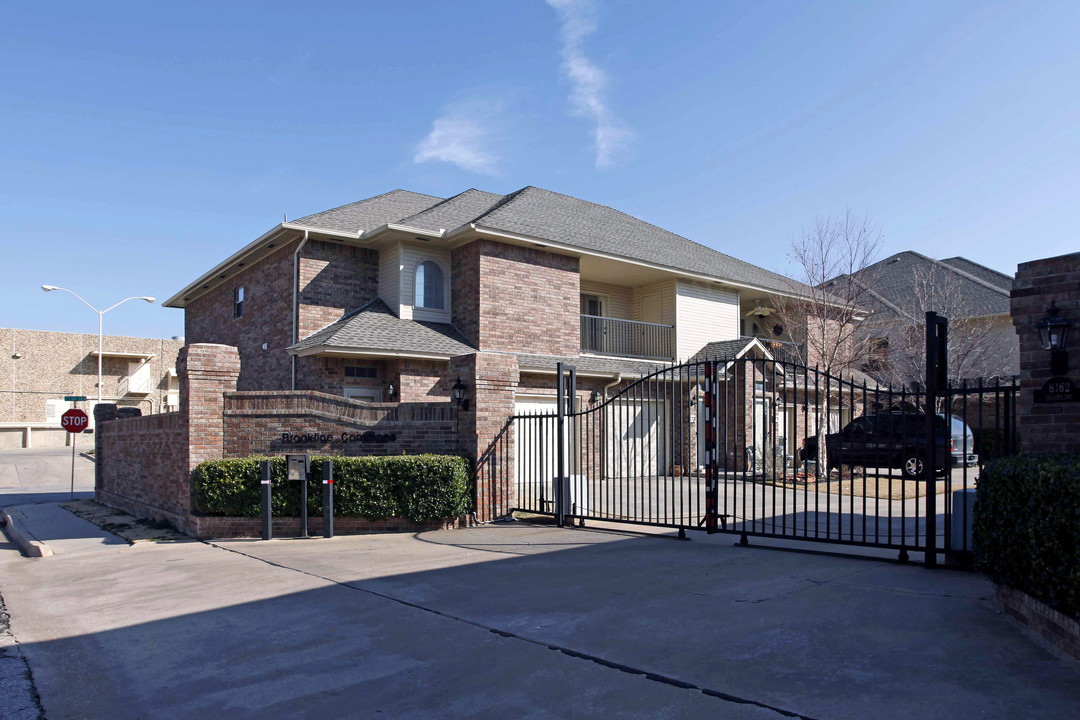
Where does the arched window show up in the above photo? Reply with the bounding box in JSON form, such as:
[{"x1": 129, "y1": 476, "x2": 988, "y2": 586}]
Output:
[{"x1": 414, "y1": 260, "x2": 445, "y2": 310}]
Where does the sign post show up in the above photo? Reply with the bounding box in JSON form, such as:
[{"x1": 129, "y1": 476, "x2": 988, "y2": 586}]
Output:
[
  {"x1": 61, "y1": 408, "x2": 89, "y2": 500},
  {"x1": 260, "y1": 460, "x2": 272, "y2": 540},
  {"x1": 322, "y1": 460, "x2": 334, "y2": 539}
]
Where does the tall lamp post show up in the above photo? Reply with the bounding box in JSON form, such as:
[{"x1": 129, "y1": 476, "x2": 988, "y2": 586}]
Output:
[{"x1": 41, "y1": 286, "x2": 155, "y2": 405}]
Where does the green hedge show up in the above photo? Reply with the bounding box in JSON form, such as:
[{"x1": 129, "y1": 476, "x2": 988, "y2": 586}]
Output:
[
  {"x1": 974, "y1": 453, "x2": 1080, "y2": 619},
  {"x1": 193, "y1": 455, "x2": 472, "y2": 523}
]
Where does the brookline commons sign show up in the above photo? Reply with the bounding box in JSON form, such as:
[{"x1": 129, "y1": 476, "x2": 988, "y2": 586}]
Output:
[{"x1": 279, "y1": 430, "x2": 399, "y2": 446}]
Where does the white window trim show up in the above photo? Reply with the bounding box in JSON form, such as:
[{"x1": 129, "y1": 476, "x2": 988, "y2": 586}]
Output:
[{"x1": 413, "y1": 259, "x2": 448, "y2": 311}]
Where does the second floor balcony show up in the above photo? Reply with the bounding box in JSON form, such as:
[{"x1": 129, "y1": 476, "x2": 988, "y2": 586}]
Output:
[{"x1": 581, "y1": 314, "x2": 674, "y2": 361}]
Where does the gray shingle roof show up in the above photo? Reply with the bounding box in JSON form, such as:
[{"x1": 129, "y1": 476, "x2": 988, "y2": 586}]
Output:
[
  {"x1": 289, "y1": 299, "x2": 475, "y2": 357},
  {"x1": 688, "y1": 338, "x2": 760, "y2": 363},
  {"x1": 517, "y1": 353, "x2": 670, "y2": 378},
  {"x1": 291, "y1": 189, "x2": 444, "y2": 234},
  {"x1": 939, "y1": 257, "x2": 1013, "y2": 292},
  {"x1": 396, "y1": 189, "x2": 505, "y2": 233},
  {"x1": 293, "y1": 185, "x2": 810, "y2": 296},
  {"x1": 833, "y1": 251, "x2": 1011, "y2": 321},
  {"x1": 472, "y1": 187, "x2": 809, "y2": 296}
]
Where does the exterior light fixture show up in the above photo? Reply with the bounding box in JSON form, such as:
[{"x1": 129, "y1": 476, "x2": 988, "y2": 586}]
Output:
[
  {"x1": 385, "y1": 382, "x2": 397, "y2": 400},
  {"x1": 589, "y1": 389, "x2": 600, "y2": 405},
  {"x1": 1036, "y1": 302, "x2": 1071, "y2": 375},
  {"x1": 451, "y1": 377, "x2": 469, "y2": 410}
]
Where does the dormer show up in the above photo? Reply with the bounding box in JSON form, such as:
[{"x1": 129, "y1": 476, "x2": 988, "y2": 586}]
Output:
[{"x1": 378, "y1": 239, "x2": 451, "y2": 323}]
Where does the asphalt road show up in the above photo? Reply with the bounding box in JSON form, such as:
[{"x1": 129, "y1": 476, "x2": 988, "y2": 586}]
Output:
[
  {"x1": 1, "y1": 519, "x2": 1078, "y2": 720},
  {"x1": 0, "y1": 447, "x2": 95, "y2": 508}
]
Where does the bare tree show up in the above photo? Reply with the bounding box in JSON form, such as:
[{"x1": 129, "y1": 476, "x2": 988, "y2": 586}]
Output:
[
  {"x1": 865, "y1": 262, "x2": 1014, "y2": 396},
  {"x1": 774, "y1": 210, "x2": 883, "y2": 476}
]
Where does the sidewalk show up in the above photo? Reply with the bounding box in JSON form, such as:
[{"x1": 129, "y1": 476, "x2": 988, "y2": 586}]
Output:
[{"x1": 2, "y1": 503, "x2": 127, "y2": 557}]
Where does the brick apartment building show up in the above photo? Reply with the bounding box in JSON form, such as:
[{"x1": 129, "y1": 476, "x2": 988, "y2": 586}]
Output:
[
  {"x1": 1, "y1": 328, "x2": 183, "y2": 448},
  {"x1": 168, "y1": 187, "x2": 817, "y2": 400},
  {"x1": 91, "y1": 186, "x2": 874, "y2": 529}
]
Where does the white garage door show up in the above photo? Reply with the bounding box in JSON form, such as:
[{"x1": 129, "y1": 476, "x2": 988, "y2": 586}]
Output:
[
  {"x1": 514, "y1": 396, "x2": 587, "y2": 514},
  {"x1": 606, "y1": 399, "x2": 666, "y2": 478}
]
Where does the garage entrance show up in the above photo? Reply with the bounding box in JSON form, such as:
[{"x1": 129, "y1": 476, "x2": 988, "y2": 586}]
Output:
[{"x1": 511, "y1": 316, "x2": 1019, "y2": 565}]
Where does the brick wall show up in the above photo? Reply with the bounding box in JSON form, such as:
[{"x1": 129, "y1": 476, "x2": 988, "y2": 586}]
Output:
[
  {"x1": 452, "y1": 352, "x2": 519, "y2": 521},
  {"x1": 397, "y1": 359, "x2": 453, "y2": 402},
  {"x1": 222, "y1": 391, "x2": 460, "y2": 457},
  {"x1": 185, "y1": 240, "x2": 296, "y2": 390},
  {"x1": 295, "y1": 356, "x2": 390, "y2": 397},
  {"x1": 453, "y1": 239, "x2": 580, "y2": 356},
  {"x1": 97, "y1": 343, "x2": 467, "y2": 537},
  {"x1": 297, "y1": 240, "x2": 380, "y2": 338},
  {"x1": 1011, "y1": 251, "x2": 1080, "y2": 454},
  {"x1": 95, "y1": 407, "x2": 190, "y2": 529}
]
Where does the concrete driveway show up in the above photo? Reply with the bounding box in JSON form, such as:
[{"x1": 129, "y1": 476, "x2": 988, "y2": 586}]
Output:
[
  {"x1": 1, "y1": 518, "x2": 1077, "y2": 720},
  {"x1": 0, "y1": 447, "x2": 95, "y2": 507}
]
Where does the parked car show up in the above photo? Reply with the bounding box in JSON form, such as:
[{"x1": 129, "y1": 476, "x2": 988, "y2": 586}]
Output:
[
  {"x1": 947, "y1": 416, "x2": 978, "y2": 468},
  {"x1": 799, "y1": 412, "x2": 955, "y2": 479}
]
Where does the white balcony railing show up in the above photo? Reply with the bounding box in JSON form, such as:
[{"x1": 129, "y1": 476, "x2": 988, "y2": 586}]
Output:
[{"x1": 580, "y1": 315, "x2": 673, "y2": 360}]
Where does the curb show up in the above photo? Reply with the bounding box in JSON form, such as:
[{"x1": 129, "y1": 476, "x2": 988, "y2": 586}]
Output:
[
  {"x1": 0, "y1": 510, "x2": 54, "y2": 558},
  {"x1": 79, "y1": 451, "x2": 96, "y2": 463}
]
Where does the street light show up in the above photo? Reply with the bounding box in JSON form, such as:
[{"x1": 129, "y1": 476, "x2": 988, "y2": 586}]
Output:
[{"x1": 41, "y1": 286, "x2": 156, "y2": 405}]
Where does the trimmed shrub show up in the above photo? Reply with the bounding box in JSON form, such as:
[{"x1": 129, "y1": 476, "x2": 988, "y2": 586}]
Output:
[
  {"x1": 193, "y1": 455, "x2": 472, "y2": 523},
  {"x1": 974, "y1": 453, "x2": 1080, "y2": 619}
]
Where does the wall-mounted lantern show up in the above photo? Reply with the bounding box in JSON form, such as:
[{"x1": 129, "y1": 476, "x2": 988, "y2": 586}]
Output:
[
  {"x1": 452, "y1": 377, "x2": 469, "y2": 410},
  {"x1": 1036, "y1": 302, "x2": 1071, "y2": 375},
  {"x1": 385, "y1": 382, "x2": 397, "y2": 400},
  {"x1": 589, "y1": 389, "x2": 600, "y2": 405}
]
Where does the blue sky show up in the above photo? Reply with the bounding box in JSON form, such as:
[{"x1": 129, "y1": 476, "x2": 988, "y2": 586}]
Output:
[{"x1": 3, "y1": 1, "x2": 1078, "y2": 338}]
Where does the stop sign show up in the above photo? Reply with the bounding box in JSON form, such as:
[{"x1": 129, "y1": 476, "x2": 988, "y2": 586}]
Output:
[{"x1": 61, "y1": 409, "x2": 89, "y2": 433}]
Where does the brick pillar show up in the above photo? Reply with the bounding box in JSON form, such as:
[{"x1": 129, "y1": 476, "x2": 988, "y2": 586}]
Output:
[
  {"x1": 451, "y1": 352, "x2": 519, "y2": 521},
  {"x1": 178, "y1": 344, "x2": 241, "y2": 470},
  {"x1": 92, "y1": 403, "x2": 118, "y2": 495},
  {"x1": 1011, "y1": 251, "x2": 1080, "y2": 454}
]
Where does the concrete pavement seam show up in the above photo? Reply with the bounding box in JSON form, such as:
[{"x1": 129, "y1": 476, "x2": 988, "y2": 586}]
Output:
[
  {"x1": 204, "y1": 540, "x2": 823, "y2": 720},
  {"x1": 0, "y1": 589, "x2": 45, "y2": 720}
]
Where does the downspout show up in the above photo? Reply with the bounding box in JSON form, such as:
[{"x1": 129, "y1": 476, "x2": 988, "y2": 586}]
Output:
[
  {"x1": 291, "y1": 230, "x2": 310, "y2": 390},
  {"x1": 602, "y1": 373, "x2": 623, "y2": 398}
]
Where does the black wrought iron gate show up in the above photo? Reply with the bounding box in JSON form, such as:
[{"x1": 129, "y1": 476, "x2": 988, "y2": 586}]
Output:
[{"x1": 511, "y1": 313, "x2": 1018, "y2": 565}]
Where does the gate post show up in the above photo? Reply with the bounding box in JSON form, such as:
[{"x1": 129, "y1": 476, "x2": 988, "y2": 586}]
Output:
[
  {"x1": 556, "y1": 362, "x2": 567, "y2": 527},
  {"x1": 704, "y1": 360, "x2": 719, "y2": 534},
  {"x1": 924, "y1": 312, "x2": 948, "y2": 568}
]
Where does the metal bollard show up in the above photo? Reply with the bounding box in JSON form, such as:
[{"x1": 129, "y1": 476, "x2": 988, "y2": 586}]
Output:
[
  {"x1": 260, "y1": 460, "x2": 272, "y2": 540},
  {"x1": 322, "y1": 460, "x2": 334, "y2": 538}
]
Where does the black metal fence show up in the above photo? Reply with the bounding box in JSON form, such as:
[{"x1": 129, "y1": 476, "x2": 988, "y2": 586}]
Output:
[{"x1": 512, "y1": 315, "x2": 1018, "y2": 564}]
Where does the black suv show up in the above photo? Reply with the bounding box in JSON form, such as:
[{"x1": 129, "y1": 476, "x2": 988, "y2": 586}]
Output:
[{"x1": 799, "y1": 412, "x2": 950, "y2": 479}]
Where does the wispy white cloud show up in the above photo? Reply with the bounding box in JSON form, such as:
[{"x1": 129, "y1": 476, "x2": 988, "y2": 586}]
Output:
[
  {"x1": 546, "y1": 0, "x2": 633, "y2": 169},
  {"x1": 413, "y1": 104, "x2": 500, "y2": 176}
]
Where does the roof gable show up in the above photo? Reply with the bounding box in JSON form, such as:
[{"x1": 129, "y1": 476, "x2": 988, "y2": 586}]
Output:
[
  {"x1": 471, "y1": 186, "x2": 809, "y2": 296},
  {"x1": 291, "y1": 189, "x2": 444, "y2": 234},
  {"x1": 289, "y1": 298, "x2": 475, "y2": 358}
]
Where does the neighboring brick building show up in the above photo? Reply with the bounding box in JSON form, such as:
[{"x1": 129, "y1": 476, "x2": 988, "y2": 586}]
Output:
[{"x1": 0, "y1": 328, "x2": 183, "y2": 449}]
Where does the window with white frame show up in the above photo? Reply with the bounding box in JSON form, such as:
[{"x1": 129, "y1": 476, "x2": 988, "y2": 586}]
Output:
[
  {"x1": 234, "y1": 286, "x2": 245, "y2": 318},
  {"x1": 414, "y1": 261, "x2": 445, "y2": 310}
]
